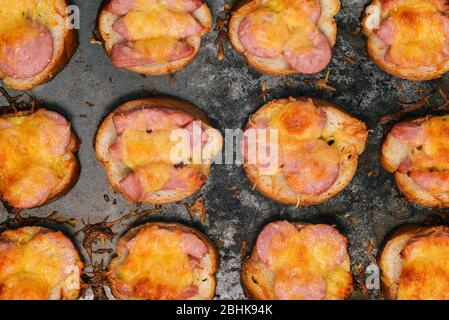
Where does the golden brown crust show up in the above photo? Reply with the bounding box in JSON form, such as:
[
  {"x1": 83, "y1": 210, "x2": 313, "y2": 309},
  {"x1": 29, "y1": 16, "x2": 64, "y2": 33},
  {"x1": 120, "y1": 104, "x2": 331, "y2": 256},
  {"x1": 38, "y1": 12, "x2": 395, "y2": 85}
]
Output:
[
  {"x1": 0, "y1": 0, "x2": 79, "y2": 90},
  {"x1": 378, "y1": 224, "x2": 449, "y2": 300},
  {"x1": 0, "y1": 110, "x2": 80, "y2": 210},
  {"x1": 228, "y1": 0, "x2": 341, "y2": 76},
  {"x1": 241, "y1": 221, "x2": 353, "y2": 300},
  {"x1": 98, "y1": 1, "x2": 212, "y2": 75},
  {"x1": 108, "y1": 222, "x2": 219, "y2": 300},
  {"x1": 95, "y1": 96, "x2": 221, "y2": 205},
  {"x1": 380, "y1": 115, "x2": 449, "y2": 208},
  {"x1": 361, "y1": 0, "x2": 449, "y2": 81},
  {"x1": 0, "y1": 226, "x2": 84, "y2": 300},
  {"x1": 244, "y1": 97, "x2": 367, "y2": 206}
]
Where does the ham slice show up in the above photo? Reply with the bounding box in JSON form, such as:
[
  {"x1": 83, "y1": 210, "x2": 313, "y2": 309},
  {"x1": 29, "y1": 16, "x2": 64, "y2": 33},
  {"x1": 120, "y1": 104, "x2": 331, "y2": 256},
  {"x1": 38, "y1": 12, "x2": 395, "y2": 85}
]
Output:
[
  {"x1": 410, "y1": 170, "x2": 449, "y2": 193},
  {"x1": 35, "y1": 109, "x2": 72, "y2": 157},
  {"x1": 238, "y1": 10, "x2": 287, "y2": 58},
  {"x1": 181, "y1": 233, "x2": 208, "y2": 259},
  {"x1": 376, "y1": 18, "x2": 394, "y2": 46},
  {"x1": 256, "y1": 221, "x2": 298, "y2": 267},
  {"x1": 119, "y1": 164, "x2": 206, "y2": 201},
  {"x1": 111, "y1": 40, "x2": 194, "y2": 68},
  {"x1": 106, "y1": 0, "x2": 203, "y2": 15},
  {"x1": 0, "y1": 21, "x2": 53, "y2": 79},
  {"x1": 112, "y1": 107, "x2": 194, "y2": 134},
  {"x1": 391, "y1": 122, "x2": 424, "y2": 145},
  {"x1": 284, "y1": 28, "x2": 332, "y2": 74}
]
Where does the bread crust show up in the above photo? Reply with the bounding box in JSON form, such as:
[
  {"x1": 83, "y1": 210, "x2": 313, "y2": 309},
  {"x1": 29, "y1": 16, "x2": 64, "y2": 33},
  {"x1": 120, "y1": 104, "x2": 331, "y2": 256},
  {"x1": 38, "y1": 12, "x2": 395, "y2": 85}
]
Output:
[
  {"x1": 362, "y1": 0, "x2": 449, "y2": 81},
  {"x1": 0, "y1": 0, "x2": 79, "y2": 90},
  {"x1": 98, "y1": 0, "x2": 212, "y2": 75},
  {"x1": 0, "y1": 110, "x2": 80, "y2": 210},
  {"x1": 378, "y1": 224, "x2": 449, "y2": 300},
  {"x1": 0, "y1": 226, "x2": 84, "y2": 300},
  {"x1": 380, "y1": 115, "x2": 449, "y2": 208},
  {"x1": 228, "y1": 0, "x2": 341, "y2": 76},
  {"x1": 95, "y1": 96, "x2": 222, "y2": 205},
  {"x1": 108, "y1": 221, "x2": 219, "y2": 300},
  {"x1": 241, "y1": 221, "x2": 353, "y2": 300},
  {"x1": 244, "y1": 97, "x2": 367, "y2": 206}
]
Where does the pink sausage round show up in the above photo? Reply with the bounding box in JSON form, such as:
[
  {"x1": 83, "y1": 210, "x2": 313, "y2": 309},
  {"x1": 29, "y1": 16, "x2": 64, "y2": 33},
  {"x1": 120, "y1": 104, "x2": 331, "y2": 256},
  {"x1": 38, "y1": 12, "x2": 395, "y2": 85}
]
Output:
[
  {"x1": 284, "y1": 29, "x2": 332, "y2": 74},
  {"x1": 0, "y1": 21, "x2": 53, "y2": 79}
]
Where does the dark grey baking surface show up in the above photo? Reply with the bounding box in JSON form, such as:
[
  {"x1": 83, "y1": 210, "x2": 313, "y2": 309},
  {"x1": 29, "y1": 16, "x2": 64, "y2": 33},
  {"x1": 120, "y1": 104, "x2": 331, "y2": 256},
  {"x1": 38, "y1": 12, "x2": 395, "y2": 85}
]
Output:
[{"x1": 0, "y1": 0, "x2": 448, "y2": 300}]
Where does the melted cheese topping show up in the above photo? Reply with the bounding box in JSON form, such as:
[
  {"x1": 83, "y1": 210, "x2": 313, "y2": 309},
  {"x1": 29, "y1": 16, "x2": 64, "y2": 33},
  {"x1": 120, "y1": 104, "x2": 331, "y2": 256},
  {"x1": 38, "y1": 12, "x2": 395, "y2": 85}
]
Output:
[
  {"x1": 0, "y1": 228, "x2": 81, "y2": 300},
  {"x1": 420, "y1": 117, "x2": 449, "y2": 170},
  {"x1": 0, "y1": 112, "x2": 70, "y2": 207},
  {"x1": 136, "y1": 163, "x2": 172, "y2": 193},
  {"x1": 113, "y1": 227, "x2": 196, "y2": 300},
  {"x1": 243, "y1": 0, "x2": 319, "y2": 55},
  {"x1": 398, "y1": 233, "x2": 449, "y2": 299},
  {"x1": 242, "y1": 7, "x2": 288, "y2": 55},
  {"x1": 117, "y1": 128, "x2": 183, "y2": 169},
  {"x1": 121, "y1": 4, "x2": 197, "y2": 40},
  {"x1": 266, "y1": 225, "x2": 351, "y2": 299},
  {"x1": 134, "y1": 37, "x2": 180, "y2": 63},
  {"x1": 0, "y1": 0, "x2": 58, "y2": 36},
  {"x1": 385, "y1": 0, "x2": 447, "y2": 67},
  {"x1": 132, "y1": 0, "x2": 195, "y2": 12},
  {"x1": 269, "y1": 100, "x2": 324, "y2": 142}
]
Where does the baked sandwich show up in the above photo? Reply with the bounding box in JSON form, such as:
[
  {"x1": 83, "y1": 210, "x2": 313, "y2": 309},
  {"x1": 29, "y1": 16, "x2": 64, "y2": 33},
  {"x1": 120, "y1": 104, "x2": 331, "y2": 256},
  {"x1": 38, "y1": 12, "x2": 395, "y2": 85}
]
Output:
[
  {"x1": 229, "y1": 0, "x2": 340, "y2": 75},
  {"x1": 95, "y1": 97, "x2": 223, "y2": 204},
  {"x1": 379, "y1": 224, "x2": 449, "y2": 299},
  {"x1": 241, "y1": 221, "x2": 353, "y2": 300},
  {"x1": 0, "y1": 108, "x2": 79, "y2": 209},
  {"x1": 362, "y1": 0, "x2": 449, "y2": 80},
  {"x1": 0, "y1": 226, "x2": 84, "y2": 300},
  {"x1": 98, "y1": 0, "x2": 212, "y2": 75},
  {"x1": 242, "y1": 97, "x2": 367, "y2": 206},
  {"x1": 381, "y1": 115, "x2": 449, "y2": 208},
  {"x1": 108, "y1": 222, "x2": 218, "y2": 300}
]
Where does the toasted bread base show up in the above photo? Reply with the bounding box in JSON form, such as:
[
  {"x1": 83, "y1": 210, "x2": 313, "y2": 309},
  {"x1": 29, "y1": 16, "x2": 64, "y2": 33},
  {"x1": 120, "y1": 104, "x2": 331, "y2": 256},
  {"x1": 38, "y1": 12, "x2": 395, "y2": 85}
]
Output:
[
  {"x1": 362, "y1": 0, "x2": 449, "y2": 81},
  {"x1": 0, "y1": 110, "x2": 80, "y2": 210},
  {"x1": 108, "y1": 222, "x2": 219, "y2": 300},
  {"x1": 95, "y1": 97, "x2": 221, "y2": 205},
  {"x1": 98, "y1": 1, "x2": 212, "y2": 75},
  {"x1": 378, "y1": 224, "x2": 449, "y2": 300},
  {"x1": 244, "y1": 97, "x2": 367, "y2": 206},
  {"x1": 0, "y1": 0, "x2": 78, "y2": 90},
  {"x1": 0, "y1": 226, "x2": 84, "y2": 300},
  {"x1": 241, "y1": 221, "x2": 353, "y2": 300},
  {"x1": 381, "y1": 116, "x2": 449, "y2": 208},
  {"x1": 228, "y1": 0, "x2": 340, "y2": 76}
]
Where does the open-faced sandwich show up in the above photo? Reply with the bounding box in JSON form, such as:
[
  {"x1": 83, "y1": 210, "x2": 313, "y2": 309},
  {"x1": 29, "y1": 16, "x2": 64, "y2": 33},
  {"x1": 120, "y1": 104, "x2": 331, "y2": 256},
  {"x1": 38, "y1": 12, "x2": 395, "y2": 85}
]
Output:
[
  {"x1": 0, "y1": 108, "x2": 79, "y2": 210},
  {"x1": 241, "y1": 221, "x2": 353, "y2": 300},
  {"x1": 98, "y1": 0, "x2": 212, "y2": 75},
  {"x1": 242, "y1": 97, "x2": 367, "y2": 206},
  {"x1": 0, "y1": 226, "x2": 84, "y2": 300},
  {"x1": 379, "y1": 224, "x2": 449, "y2": 299},
  {"x1": 381, "y1": 115, "x2": 449, "y2": 208},
  {"x1": 362, "y1": 0, "x2": 449, "y2": 80},
  {"x1": 0, "y1": 0, "x2": 78, "y2": 90},
  {"x1": 107, "y1": 222, "x2": 218, "y2": 300},
  {"x1": 228, "y1": 0, "x2": 340, "y2": 76},
  {"x1": 95, "y1": 97, "x2": 223, "y2": 204}
]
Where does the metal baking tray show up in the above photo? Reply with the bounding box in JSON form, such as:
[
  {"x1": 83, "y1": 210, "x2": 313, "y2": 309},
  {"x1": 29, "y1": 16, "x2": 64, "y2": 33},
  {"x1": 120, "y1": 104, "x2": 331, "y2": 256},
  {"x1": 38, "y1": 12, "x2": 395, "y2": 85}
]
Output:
[{"x1": 0, "y1": 0, "x2": 448, "y2": 300}]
